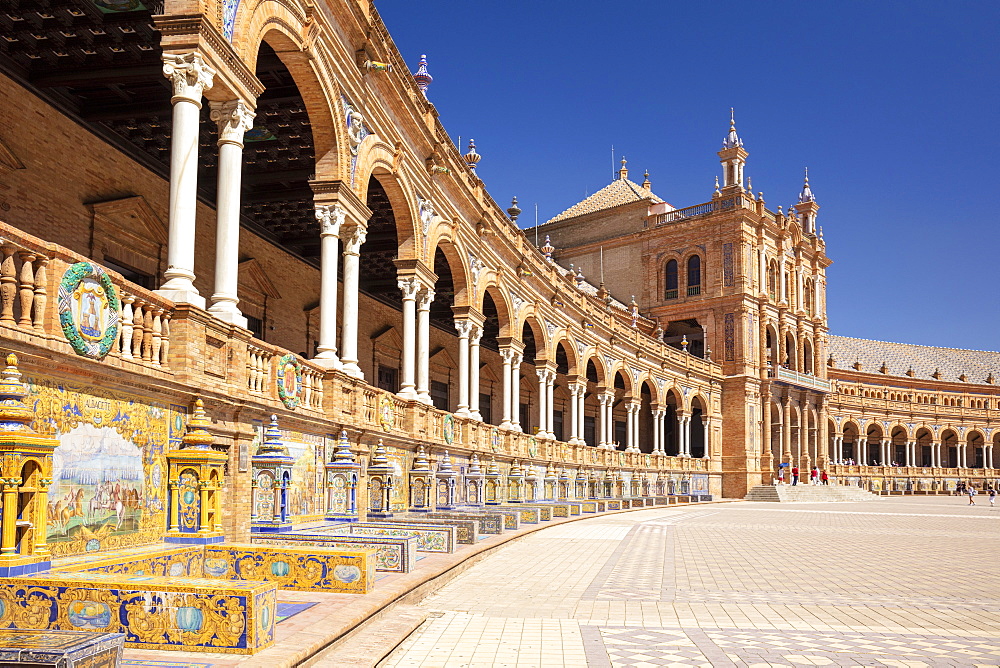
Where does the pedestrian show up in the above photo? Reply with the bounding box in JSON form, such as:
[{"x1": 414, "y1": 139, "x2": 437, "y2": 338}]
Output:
[
  {"x1": 821, "y1": 470, "x2": 829, "y2": 485},
  {"x1": 810, "y1": 467, "x2": 819, "y2": 485},
  {"x1": 792, "y1": 466, "x2": 799, "y2": 486},
  {"x1": 989, "y1": 487, "x2": 996, "y2": 507},
  {"x1": 967, "y1": 485, "x2": 977, "y2": 505},
  {"x1": 777, "y1": 467, "x2": 785, "y2": 485}
]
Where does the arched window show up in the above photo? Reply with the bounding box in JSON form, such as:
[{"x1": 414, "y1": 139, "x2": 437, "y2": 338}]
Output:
[
  {"x1": 687, "y1": 255, "x2": 701, "y2": 296},
  {"x1": 664, "y1": 260, "x2": 678, "y2": 299},
  {"x1": 767, "y1": 260, "x2": 777, "y2": 300}
]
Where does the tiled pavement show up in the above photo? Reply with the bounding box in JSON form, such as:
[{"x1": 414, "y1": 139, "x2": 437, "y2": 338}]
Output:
[{"x1": 379, "y1": 498, "x2": 1000, "y2": 667}]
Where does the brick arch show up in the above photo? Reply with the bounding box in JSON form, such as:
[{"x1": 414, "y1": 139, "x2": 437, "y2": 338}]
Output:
[{"x1": 361, "y1": 161, "x2": 418, "y2": 262}]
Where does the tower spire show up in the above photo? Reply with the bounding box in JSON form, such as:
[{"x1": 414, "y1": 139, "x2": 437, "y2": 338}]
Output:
[
  {"x1": 718, "y1": 108, "x2": 748, "y2": 193},
  {"x1": 794, "y1": 167, "x2": 820, "y2": 234}
]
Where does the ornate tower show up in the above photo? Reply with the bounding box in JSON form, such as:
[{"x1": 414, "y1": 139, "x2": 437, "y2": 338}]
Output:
[
  {"x1": 165, "y1": 398, "x2": 228, "y2": 544},
  {"x1": 324, "y1": 430, "x2": 360, "y2": 522},
  {"x1": 794, "y1": 169, "x2": 819, "y2": 235},
  {"x1": 250, "y1": 415, "x2": 294, "y2": 533},
  {"x1": 718, "y1": 109, "x2": 748, "y2": 193}
]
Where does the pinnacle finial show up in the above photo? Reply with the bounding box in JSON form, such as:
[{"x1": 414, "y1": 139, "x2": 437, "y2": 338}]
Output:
[
  {"x1": 541, "y1": 234, "x2": 554, "y2": 261},
  {"x1": 413, "y1": 54, "x2": 433, "y2": 97},
  {"x1": 722, "y1": 108, "x2": 743, "y2": 149},
  {"x1": 0, "y1": 351, "x2": 33, "y2": 433},
  {"x1": 618, "y1": 156, "x2": 628, "y2": 180},
  {"x1": 798, "y1": 167, "x2": 816, "y2": 203},
  {"x1": 182, "y1": 397, "x2": 215, "y2": 449},
  {"x1": 642, "y1": 170, "x2": 651, "y2": 189},
  {"x1": 507, "y1": 196, "x2": 521, "y2": 222},
  {"x1": 714, "y1": 175, "x2": 721, "y2": 196},
  {"x1": 464, "y1": 138, "x2": 481, "y2": 171}
]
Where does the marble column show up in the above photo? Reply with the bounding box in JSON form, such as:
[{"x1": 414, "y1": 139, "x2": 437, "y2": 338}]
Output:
[
  {"x1": 499, "y1": 348, "x2": 515, "y2": 429},
  {"x1": 546, "y1": 370, "x2": 556, "y2": 439},
  {"x1": 455, "y1": 320, "x2": 473, "y2": 417},
  {"x1": 510, "y1": 353, "x2": 523, "y2": 432},
  {"x1": 469, "y1": 326, "x2": 483, "y2": 421},
  {"x1": 207, "y1": 100, "x2": 254, "y2": 327},
  {"x1": 313, "y1": 204, "x2": 344, "y2": 368},
  {"x1": 396, "y1": 277, "x2": 421, "y2": 401},
  {"x1": 682, "y1": 415, "x2": 692, "y2": 457},
  {"x1": 339, "y1": 225, "x2": 366, "y2": 379},
  {"x1": 535, "y1": 368, "x2": 549, "y2": 438},
  {"x1": 702, "y1": 417, "x2": 711, "y2": 458},
  {"x1": 655, "y1": 409, "x2": 666, "y2": 454},
  {"x1": 625, "y1": 402, "x2": 638, "y2": 452},
  {"x1": 158, "y1": 53, "x2": 215, "y2": 308},
  {"x1": 415, "y1": 287, "x2": 434, "y2": 404},
  {"x1": 567, "y1": 382, "x2": 581, "y2": 445},
  {"x1": 577, "y1": 385, "x2": 586, "y2": 446},
  {"x1": 781, "y1": 398, "x2": 792, "y2": 463},
  {"x1": 597, "y1": 393, "x2": 611, "y2": 448}
]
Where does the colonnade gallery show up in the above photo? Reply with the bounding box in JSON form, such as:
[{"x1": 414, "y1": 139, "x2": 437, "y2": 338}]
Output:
[{"x1": 0, "y1": 0, "x2": 996, "y2": 603}]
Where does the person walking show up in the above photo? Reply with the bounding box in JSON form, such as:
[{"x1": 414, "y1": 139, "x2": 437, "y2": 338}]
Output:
[
  {"x1": 967, "y1": 485, "x2": 977, "y2": 505},
  {"x1": 821, "y1": 470, "x2": 829, "y2": 485},
  {"x1": 792, "y1": 466, "x2": 799, "y2": 486},
  {"x1": 810, "y1": 467, "x2": 819, "y2": 485},
  {"x1": 988, "y1": 487, "x2": 996, "y2": 507}
]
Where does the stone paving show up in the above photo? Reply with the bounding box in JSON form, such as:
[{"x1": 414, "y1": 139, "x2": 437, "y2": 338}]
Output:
[{"x1": 378, "y1": 497, "x2": 1000, "y2": 667}]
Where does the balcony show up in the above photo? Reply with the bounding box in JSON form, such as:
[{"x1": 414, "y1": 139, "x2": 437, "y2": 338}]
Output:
[{"x1": 769, "y1": 366, "x2": 832, "y2": 393}]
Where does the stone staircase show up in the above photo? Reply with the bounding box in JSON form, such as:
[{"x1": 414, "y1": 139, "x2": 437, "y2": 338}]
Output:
[{"x1": 744, "y1": 484, "x2": 882, "y2": 503}]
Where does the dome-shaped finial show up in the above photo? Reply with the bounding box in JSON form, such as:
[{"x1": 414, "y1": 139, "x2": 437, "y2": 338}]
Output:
[
  {"x1": 507, "y1": 196, "x2": 521, "y2": 222},
  {"x1": 333, "y1": 429, "x2": 356, "y2": 464},
  {"x1": 642, "y1": 170, "x2": 651, "y2": 190},
  {"x1": 370, "y1": 438, "x2": 390, "y2": 467},
  {"x1": 722, "y1": 108, "x2": 743, "y2": 149},
  {"x1": 464, "y1": 138, "x2": 481, "y2": 171},
  {"x1": 575, "y1": 267, "x2": 585, "y2": 288},
  {"x1": 618, "y1": 156, "x2": 628, "y2": 180},
  {"x1": 798, "y1": 167, "x2": 815, "y2": 203},
  {"x1": 413, "y1": 54, "x2": 433, "y2": 97},
  {"x1": 412, "y1": 444, "x2": 431, "y2": 471},
  {"x1": 714, "y1": 175, "x2": 721, "y2": 196},
  {"x1": 541, "y1": 234, "x2": 554, "y2": 261},
  {"x1": 258, "y1": 414, "x2": 289, "y2": 456}
]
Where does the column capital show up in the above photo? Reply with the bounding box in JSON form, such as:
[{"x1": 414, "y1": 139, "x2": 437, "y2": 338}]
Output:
[
  {"x1": 163, "y1": 52, "x2": 215, "y2": 106},
  {"x1": 470, "y1": 325, "x2": 483, "y2": 345},
  {"x1": 500, "y1": 347, "x2": 518, "y2": 364},
  {"x1": 310, "y1": 179, "x2": 373, "y2": 223},
  {"x1": 316, "y1": 204, "x2": 347, "y2": 238},
  {"x1": 341, "y1": 225, "x2": 367, "y2": 254},
  {"x1": 210, "y1": 99, "x2": 255, "y2": 147},
  {"x1": 497, "y1": 337, "x2": 524, "y2": 355},
  {"x1": 455, "y1": 319, "x2": 475, "y2": 338},
  {"x1": 398, "y1": 276, "x2": 422, "y2": 300},
  {"x1": 417, "y1": 287, "x2": 435, "y2": 309}
]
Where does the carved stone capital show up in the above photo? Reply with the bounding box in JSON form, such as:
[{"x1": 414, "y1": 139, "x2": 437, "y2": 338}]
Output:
[
  {"x1": 341, "y1": 225, "x2": 367, "y2": 254},
  {"x1": 316, "y1": 204, "x2": 347, "y2": 238},
  {"x1": 210, "y1": 100, "x2": 255, "y2": 146},
  {"x1": 398, "y1": 276, "x2": 422, "y2": 301},
  {"x1": 454, "y1": 319, "x2": 474, "y2": 339},
  {"x1": 162, "y1": 52, "x2": 216, "y2": 106},
  {"x1": 417, "y1": 288, "x2": 435, "y2": 310}
]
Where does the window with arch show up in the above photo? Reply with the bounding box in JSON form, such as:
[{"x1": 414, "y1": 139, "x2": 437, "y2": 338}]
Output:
[
  {"x1": 687, "y1": 255, "x2": 702, "y2": 296},
  {"x1": 664, "y1": 259, "x2": 678, "y2": 300}
]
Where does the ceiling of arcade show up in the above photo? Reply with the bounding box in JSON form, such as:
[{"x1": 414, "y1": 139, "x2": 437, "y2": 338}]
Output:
[{"x1": 0, "y1": 0, "x2": 319, "y2": 261}]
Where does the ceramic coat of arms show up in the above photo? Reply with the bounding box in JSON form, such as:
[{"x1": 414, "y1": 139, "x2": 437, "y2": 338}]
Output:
[
  {"x1": 58, "y1": 262, "x2": 120, "y2": 359},
  {"x1": 379, "y1": 396, "x2": 396, "y2": 431},
  {"x1": 276, "y1": 354, "x2": 302, "y2": 409},
  {"x1": 442, "y1": 413, "x2": 454, "y2": 445}
]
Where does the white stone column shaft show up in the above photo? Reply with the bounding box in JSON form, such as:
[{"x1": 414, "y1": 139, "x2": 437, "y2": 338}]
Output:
[
  {"x1": 313, "y1": 205, "x2": 343, "y2": 367},
  {"x1": 397, "y1": 277, "x2": 421, "y2": 400},
  {"x1": 535, "y1": 369, "x2": 548, "y2": 438},
  {"x1": 511, "y1": 353, "x2": 523, "y2": 432},
  {"x1": 416, "y1": 288, "x2": 434, "y2": 404},
  {"x1": 455, "y1": 320, "x2": 473, "y2": 417},
  {"x1": 499, "y1": 349, "x2": 514, "y2": 429},
  {"x1": 159, "y1": 53, "x2": 215, "y2": 307},
  {"x1": 546, "y1": 371, "x2": 556, "y2": 438},
  {"x1": 469, "y1": 326, "x2": 483, "y2": 421},
  {"x1": 567, "y1": 383, "x2": 581, "y2": 444},
  {"x1": 340, "y1": 226, "x2": 366, "y2": 379},
  {"x1": 208, "y1": 100, "x2": 254, "y2": 327}
]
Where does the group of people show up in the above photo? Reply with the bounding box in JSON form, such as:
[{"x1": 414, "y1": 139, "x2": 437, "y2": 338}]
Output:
[
  {"x1": 776, "y1": 466, "x2": 828, "y2": 485},
  {"x1": 956, "y1": 481, "x2": 997, "y2": 506}
]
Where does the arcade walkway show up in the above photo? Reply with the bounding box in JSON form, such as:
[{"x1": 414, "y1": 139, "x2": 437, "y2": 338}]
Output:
[{"x1": 378, "y1": 498, "x2": 1000, "y2": 667}]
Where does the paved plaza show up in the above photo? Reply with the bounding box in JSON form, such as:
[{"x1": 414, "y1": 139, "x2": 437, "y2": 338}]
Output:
[{"x1": 378, "y1": 498, "x2": 1000, "y2": 668}]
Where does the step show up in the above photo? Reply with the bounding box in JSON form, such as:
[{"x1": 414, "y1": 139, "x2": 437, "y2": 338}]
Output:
[{"x1": 744, "y1": 484, "x2": 882, "y2": 502}]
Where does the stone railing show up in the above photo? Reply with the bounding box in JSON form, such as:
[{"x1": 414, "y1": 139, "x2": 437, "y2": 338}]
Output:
[
  {"x1": 0, "y1": 221, "x2": 174, "y2": 372},
  {"x1": 239, "y1": 337, "x2": 325, "y2": 411},
  {"x1": 769, "y1": 366, "x2": 832, "y2": 392}
]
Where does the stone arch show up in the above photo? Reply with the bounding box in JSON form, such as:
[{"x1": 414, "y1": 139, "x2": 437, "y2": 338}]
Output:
[
  {"x1": 238, "y1": 21, "x2": 342, "y2": 179},
  {"x1": 638, "y1": 374, "x2": 661, "y2": 405},
  {"x1": 582, "y1": 353, "x2": 608, "y2": 387},
  {"x1": 552, "y1": 337, "x2": 578, "y2": 376},
  {"x1": 428, "y1": 236, "x2": 471, "y2": 308},
  {"x1": 357, "y1": 146, "x2": 418, "y2": 259},
  {"x1": 687, "y1": 390, "x2": 710, "y2": 416},
  {"x1": 480, "y1": 284, "x2": 514, "y2": 340},
  {"x1": 518, "y1": 313, "x2": 549, "y2": 363},
  {"x1": 609, "y1": 363, "x2": 635, "y2": 398}
]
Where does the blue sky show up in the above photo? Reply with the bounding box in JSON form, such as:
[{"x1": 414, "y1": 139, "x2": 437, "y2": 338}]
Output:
[{"x1": 375, "y1": 1, "x2": 1000, "y2": 352}]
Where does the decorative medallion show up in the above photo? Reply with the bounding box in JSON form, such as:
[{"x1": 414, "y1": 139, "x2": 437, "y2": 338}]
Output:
[
  {"x1": 491, "y1": 428, "x2": 501, "y2": 453},
  {"x1": 58, "y1": 262, "x2": 120, "y2": 360},
  {"x1": 617, "y1": 451, "x2": 625, "y2": 466},
  {"x1": 528, "y1": 436, "x2": 538, "y2": 459},
  {"x1": 275, "y1": 354, "x2": 303, "y2": 409},
  {"x1": 644, "y1": 454, "x2": 652, "y2": 467},
  {"x1": 442, "y1": 413, "x2": 455, "y2": 445},
  {"x1": 379, "y1": 396, "x2": 396, "y2": 431},
  {"x1": 591, "y1": 449, "x2": 598, "y2": 463}
]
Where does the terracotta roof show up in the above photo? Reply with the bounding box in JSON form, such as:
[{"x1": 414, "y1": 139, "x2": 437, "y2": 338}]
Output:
[
  {"x1": 827, "y1": 335, "x2": 1000, "y2": 384},
  {"x1": 547, "y1": 178, "x2": 666, "y2": 224}
]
